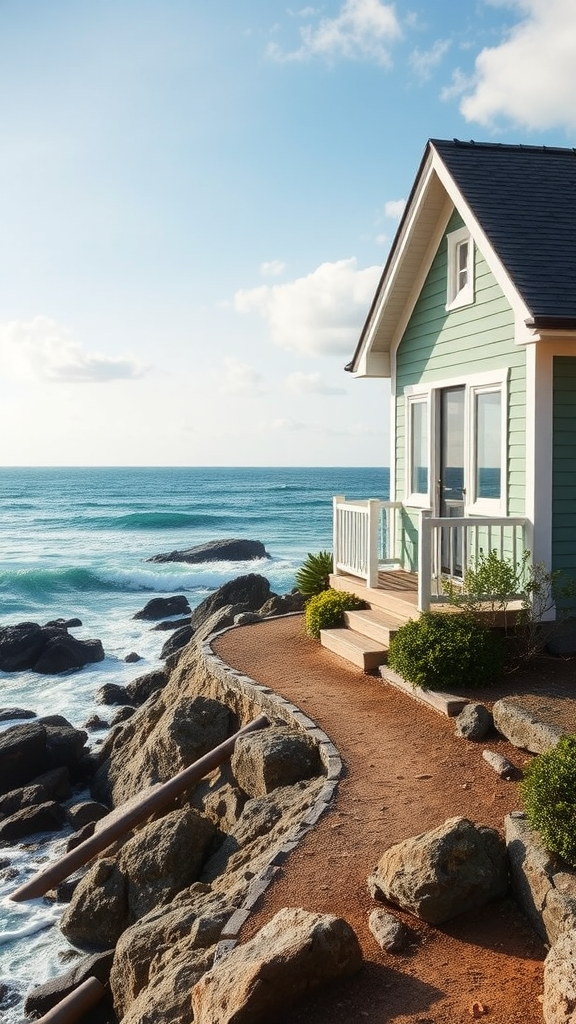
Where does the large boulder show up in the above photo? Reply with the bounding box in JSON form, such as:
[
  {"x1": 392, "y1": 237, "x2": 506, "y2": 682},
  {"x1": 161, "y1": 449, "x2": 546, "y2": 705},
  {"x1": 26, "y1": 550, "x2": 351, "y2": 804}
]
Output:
[
  {"x1": 506, "y1": 811, "x2": 576, "y2": 944},
  {"x1": 231, "y1": 726, "x2": 323, "y2": 798},
  {"x1": 60, "y1": 858, "x2": 128, "y2": 949},
  {"x1": 0, "y1": 622, "x2": 45, "y2": 671},
  {"x1": 543, "y1": 930, "x2": 576, "y2": 1024},
  {"x1": 41, "y1": 717, "x2": 88, "y2": 768},
  {"x1": 0, "y1": 722, "x2": 48, "y2": 794},
  {"x1": 0, "y1": 621, "x2": 104, "y2": 674},
  {"x1": 191, "y1": 907, "x2": 362, "y2": 1024},
  {"x1": 148, "y1": 539, "x2": 271, "y2": 565},
  {"x1": 492, "y1": 698, "x2": 565, "y2": 753},
  {"x1": 368, "y1": 816, "x2": 508, "y2": 925},
  {"x1": 160, "y1": 624, "x2": 194, "y2": 659},
  {"x1": 125, "y1": 669, "x2": 168, "y2": 705},
  {"x1": 0, "y1": 801, "x2": 65, "y2": 842},
  {"x1": 191, "y1": 575, "x2": 271, "y2": 631},
  {"x1": 24, "y1": 950, "x2": 114, "y2": 1018},
  {"x1": 133, "y1": 596, "x2": 191, "y2": 621}
]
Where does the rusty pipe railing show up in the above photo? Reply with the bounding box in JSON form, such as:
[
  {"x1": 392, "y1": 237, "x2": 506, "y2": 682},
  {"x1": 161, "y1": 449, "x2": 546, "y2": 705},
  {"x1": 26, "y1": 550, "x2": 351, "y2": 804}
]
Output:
[
  {"x1": 29, "y1": 978, "x2": 107, "y2": 1024},
  {"x1": 10, "y1": 713, "x2": 269, "y2": 902}
]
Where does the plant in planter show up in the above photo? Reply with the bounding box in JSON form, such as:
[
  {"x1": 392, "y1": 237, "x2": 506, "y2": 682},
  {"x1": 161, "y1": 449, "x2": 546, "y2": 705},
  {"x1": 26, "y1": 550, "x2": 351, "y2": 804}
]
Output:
[
  {"x1": 304, "y1": 588, "x2": 366, "y2": 640},
  {"x1": 387, "y1": 611, "x2": 505, "y2": 690},
  {"x1": 521, "y1": 735, "x2": 576, "y2": 867},
  {"x1": 295, "y1": 551, "x2": 333, "y2": 596}
]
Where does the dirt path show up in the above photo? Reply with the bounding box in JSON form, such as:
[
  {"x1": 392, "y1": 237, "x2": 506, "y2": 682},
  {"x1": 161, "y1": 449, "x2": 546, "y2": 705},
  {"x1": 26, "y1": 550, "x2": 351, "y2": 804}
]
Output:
[{"x1": 213, "y1": 615, "x2": 547, "y2": 1024}]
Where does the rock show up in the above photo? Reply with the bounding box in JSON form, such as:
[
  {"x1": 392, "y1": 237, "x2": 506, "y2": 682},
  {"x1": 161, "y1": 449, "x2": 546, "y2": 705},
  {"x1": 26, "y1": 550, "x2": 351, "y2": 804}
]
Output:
[
  {"x1": 0, "y1": 783, "x2": 49, "y2": 817},
  {"x1": 44, "y1": 617, "x2": 83, "y2": 629},
  {"x1": 259, "y1": 591, "x2": 306, "y2": 616},
  {"x1": 148, "y1": 539, "x2": 271, "y2": 565},
  {"x1": 191, "y1": 575, "x2": 272, "y2": 631},
  {"x1": 234, "y1": 612, "x2": 263, "y2": 626},
  {"x1": 455, "y1": 703, "x2": 493, "y2": 740},
  {"x1": 368, "y1": 909, "x2": 408, "y2": 952},
  {"x1": 60, "y1": 858, "x2": 128, "y2": 949},
  {"x1": 191, "y1": 907, "x2": 362, "y2": 1024},
  {"x1": 191, "y1": 605, "x2": 245, "y2": 646},
  {"x1": 111, "y1": 706, "x2": 136, "y2": 726},
  {"x1": 96, "y1": 682, "x2": 132, "y2": 706},
  {"x1": 110, "y1": 884, "x2": 234, "y2": 1019},
  {"x1": 33, "y1": 631, "x2": 105, "y2": 674},
  {"x1": 0, "y1": 722, "x2": 48, "y2": 794},
  {"x1": 482, "y1": 749, "x2": 518, "y2": 779},
  {"x1": 151, "y1": 616, "x2": 192, "y2": 631},
  {"x1": 124, "y1": 652, "x2": 142, "y2": 663},
  {"x1": 505, "y1": 811, "x2": 576, "y2": 945},
  {"x1": 0, "y1": 622, "x2": 45, "y2": 671},
  {"x1": 24, "y1": 950, "x2": 114, "y2": 1017},
  {"x1": 543, "y1": 929, "x2": 576, "y2": 1024},
  {"x1": 125, "y1": 669, "x2": 168, "y2": 705},
  {"x1": 42, "y1": 720, "x2": 88, "y2": 769},
  {"x1": 231, "y1": 726, "x2": 323, "y2": 798},
  {"x1": 0, "y1": 801, "x2": 65, "y2": 842},
  {"x1": 85, "y1": 714, "x2": 109, "y2": 731},
  {"x1": 133, "y1": 596, "x2": 191, "y2": 621},
  {"x1": 33, "y1": 766, "x2": 72, "y2": 801},
  {"x1": 160, "y1": 624, "x2": 194, "y2": 659},
  {"x1": 492, "y1": 698, "x2": 565, "y2": 753},
  {"x1": 368, "y1": 816, "x2": 508, "y2": 925},
  {"x1": 66, "y1": 822, "x2": 96, "y2": 852},
  {"x1": 66, "y1": 800, "x2": 109, "y2": 829},
  {"x1": 0, "y1": 707, "x2": 36, "y2": 722}
]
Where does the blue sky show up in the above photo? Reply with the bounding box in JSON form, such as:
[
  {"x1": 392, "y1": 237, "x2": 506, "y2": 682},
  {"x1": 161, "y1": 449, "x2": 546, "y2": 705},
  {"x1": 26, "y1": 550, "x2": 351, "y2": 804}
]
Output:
[{"x1": 1, "y1": 0, "x2": 575, "y2": 466}]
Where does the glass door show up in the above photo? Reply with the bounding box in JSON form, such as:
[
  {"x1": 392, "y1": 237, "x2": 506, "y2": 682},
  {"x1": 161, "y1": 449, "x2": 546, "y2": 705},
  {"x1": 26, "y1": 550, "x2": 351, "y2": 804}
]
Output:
[{"x1": 439, "y1": 386, "x2": 465, "y2": 574}]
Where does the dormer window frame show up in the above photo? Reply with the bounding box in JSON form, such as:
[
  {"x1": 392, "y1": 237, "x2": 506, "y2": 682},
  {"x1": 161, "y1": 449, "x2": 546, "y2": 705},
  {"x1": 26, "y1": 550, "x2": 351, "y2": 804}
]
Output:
[{"x1": 446, "y1": 226, "x2": 475, "y2": 310}]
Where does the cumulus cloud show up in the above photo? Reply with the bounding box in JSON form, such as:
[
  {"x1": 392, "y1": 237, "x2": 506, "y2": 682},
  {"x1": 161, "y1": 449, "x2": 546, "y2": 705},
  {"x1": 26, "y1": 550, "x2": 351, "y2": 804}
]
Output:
[
  {"x1": 234, "y1": 258, "x2": 381, "y2": 357},
  {"x1": 409, "y1": 38, "x2": 451, "y2": 81},
  {"x1": 0, "y1": 316, "x2": 147, "y2": 383},
  {"x1": 384, "y1": 198, "x2": 406, "y2": 220},
  {"x1": 286, "y1": 371, "x2": 346, "y2": 395},
  {"x1": 260, "y1": 259, "x2": 286, "y2": 277},
  {"x1": 218, "y1": 357, "x2": 263, "y2": 396},
  {"x1": 267, "y1": 0, "x2": 402, "y2": 65},
  {"x1": 450, "y1": 0, "x2": 576, "y2": 131}
]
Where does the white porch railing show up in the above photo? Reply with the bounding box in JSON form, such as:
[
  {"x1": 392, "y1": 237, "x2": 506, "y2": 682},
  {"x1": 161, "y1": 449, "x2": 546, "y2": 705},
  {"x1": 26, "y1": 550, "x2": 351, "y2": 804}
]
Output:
[
  {"x1": 332, "y1": 495, "x2": 403, "y2": 588},
  {"x1": 332, "y1": 496, "x2": 530, "y2": 611}
]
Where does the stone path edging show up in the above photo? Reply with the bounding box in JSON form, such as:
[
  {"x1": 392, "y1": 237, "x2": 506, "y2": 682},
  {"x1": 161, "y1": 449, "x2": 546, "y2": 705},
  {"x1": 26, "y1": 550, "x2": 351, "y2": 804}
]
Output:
[{"x1": 200, "y1": 619, "x2": 343, "y2": 964}]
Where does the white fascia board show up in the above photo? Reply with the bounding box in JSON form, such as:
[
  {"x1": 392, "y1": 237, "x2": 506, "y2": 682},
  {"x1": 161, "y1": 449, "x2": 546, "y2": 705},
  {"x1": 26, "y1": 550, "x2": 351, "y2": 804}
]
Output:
[
  {"x1": 430, "y1": 148, "x2": 532, "y2": 342},
  {"x1": 351, "y1": 349, "x2": 391, "y2": 378}
]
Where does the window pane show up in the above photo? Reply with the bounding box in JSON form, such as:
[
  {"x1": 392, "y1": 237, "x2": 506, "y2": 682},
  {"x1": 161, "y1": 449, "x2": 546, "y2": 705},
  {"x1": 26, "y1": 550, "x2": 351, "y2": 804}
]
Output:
[
  {"x1": 411, "y1": 401, "x2": 428, "y2": 494},
  {"x1": 476, "y1": 391, "x2": 501, "y2": 499},
  {"x1": 456, "y1": 240, "x2": 468, "y2": 292}
]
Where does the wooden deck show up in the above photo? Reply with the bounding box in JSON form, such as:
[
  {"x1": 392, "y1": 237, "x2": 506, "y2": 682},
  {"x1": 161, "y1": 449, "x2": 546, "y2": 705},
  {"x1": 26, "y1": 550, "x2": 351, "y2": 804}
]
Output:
[{"x1": 329, "y1": 569, "x2": 419, "y2": 621}]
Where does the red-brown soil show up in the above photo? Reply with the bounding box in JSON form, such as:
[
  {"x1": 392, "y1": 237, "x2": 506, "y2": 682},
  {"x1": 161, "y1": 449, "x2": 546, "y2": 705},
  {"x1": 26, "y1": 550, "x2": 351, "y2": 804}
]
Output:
[{"x1": 213, "y1": 614, "x2": 576, "y2": 1024}]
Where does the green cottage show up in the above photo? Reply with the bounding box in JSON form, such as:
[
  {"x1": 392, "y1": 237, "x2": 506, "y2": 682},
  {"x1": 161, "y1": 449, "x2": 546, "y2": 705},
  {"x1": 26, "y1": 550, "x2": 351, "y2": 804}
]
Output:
[{"x1": 326, "y1": 139, "x2": 576, "y2": 670}]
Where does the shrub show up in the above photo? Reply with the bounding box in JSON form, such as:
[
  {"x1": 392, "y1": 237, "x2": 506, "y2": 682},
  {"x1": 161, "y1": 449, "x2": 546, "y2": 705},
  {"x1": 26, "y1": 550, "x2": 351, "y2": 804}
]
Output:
[
  {"x1": 304, "y1": 588, "x2": 366, "y2": 640},
  {"x1": 295, "y1": 551, "x2": 333, "y2": 596},
  {"x1": 520, "y1": 735, "x2": 576, "y2": 867},
  {"x1": 387, "y1": 611, "x2": 505, "y2": 690}
]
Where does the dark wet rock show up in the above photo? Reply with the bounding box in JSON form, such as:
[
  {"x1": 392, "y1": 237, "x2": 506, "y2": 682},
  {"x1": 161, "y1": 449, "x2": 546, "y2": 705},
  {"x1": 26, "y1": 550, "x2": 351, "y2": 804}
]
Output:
[
  {"x1": 85, "y1": 715, "x2": 110, "y2": 731},
  {"x1": 0, "y1": 722, "x2": 48, "y2": 794},
  {"x1": 148, "y1": 538, "x2": 271, "y2": 565},
  {"x1": 160, "y1": 624, "x2": 194, "y2": 659},
  {"x1": 96, "y1": 683, "x2": 132, "y2": 706},
  {"x1": 0, "y1": 800, "x2": 65, "y2": 841},
  {"x1": 124, "y1": 652, "x2": 142, "y2": 663},
  {"x1": 191, "y1": 575, "x2": 272, "y2": 631},
  {"x1": 44, "y1": 617, "x2": 83, "y2": 629},
  {"x1": 66, "y1": 800, "x2": 109, "y2": 829},
  {"x1": 110, "y1": 706, "x2": 136, "y2": 726},
  {"x1": 125, "y1": 669, "x2": 168, "y2": 705},
  {"x1": 0, "y1": 707, "x2": 36, "y2": 722},
  {"x1": 42, "y1": 720, "x2": 88, "y2": 769},
  {"x1": 33, "y1": 631, "x2": 105, "y2": 674},
  {"x1": 133, "y1": 596, "x2": 191, "y2": 621},
  {"x1": 150, "y1": 616, "x2": 191, "y2": 631},
  {"x1": 66, "y1": 822, "x2": 96, "y2": 851},
  {"x1": 0, "y1": 783, "x2": 49, "y2": 817},
  {"x1": 0, "y1": 622, "x2": 46, "y2": 671},
  {"x1": 33, "y1": 766, "x2": 72, "y2": 801},
  {"x1": 24, "y1": 950, "x2": 114, "y2": 1018}
]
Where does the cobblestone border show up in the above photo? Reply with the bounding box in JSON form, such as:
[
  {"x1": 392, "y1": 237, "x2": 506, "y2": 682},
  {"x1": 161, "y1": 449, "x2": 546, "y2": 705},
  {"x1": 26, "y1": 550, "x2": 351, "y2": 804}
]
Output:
[{"x1": 198, "y1": 617, "x2": 343, "y2": 963}]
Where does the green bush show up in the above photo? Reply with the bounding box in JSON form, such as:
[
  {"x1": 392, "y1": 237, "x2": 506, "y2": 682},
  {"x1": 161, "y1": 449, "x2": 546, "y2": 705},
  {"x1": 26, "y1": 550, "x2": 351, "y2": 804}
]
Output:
[
  {"x1": 304, "y1": 588, "x2": 366, "y2": 639},
  {"x1": 295, "y1": 551, "x2": 333, "y2": 596},
  {"x1": 387, "y1": 611, "x2": 505, "y2": 690},
  {"x1": 521, "y1": 735, "x2": 576, "y2": 867}
]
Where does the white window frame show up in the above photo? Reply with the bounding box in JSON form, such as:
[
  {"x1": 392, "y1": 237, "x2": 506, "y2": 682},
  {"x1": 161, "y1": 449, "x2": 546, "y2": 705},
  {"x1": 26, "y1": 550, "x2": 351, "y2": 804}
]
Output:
[
  {"x1": 404, "y1": 369, "x2": 508, "y2": 516},
  {"x1": 405, "y1": 388, "x2": 432, "y2": 508},
  {"x1": 446, "y1": 226, "x2": 475, "y2": 310}
]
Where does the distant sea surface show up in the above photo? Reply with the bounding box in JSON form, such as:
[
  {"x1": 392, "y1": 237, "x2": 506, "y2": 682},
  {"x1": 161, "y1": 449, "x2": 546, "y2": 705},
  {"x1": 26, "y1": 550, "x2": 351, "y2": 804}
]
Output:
[{"x1": 0, "y1": 465, "x2": 388, "y2": 1019}]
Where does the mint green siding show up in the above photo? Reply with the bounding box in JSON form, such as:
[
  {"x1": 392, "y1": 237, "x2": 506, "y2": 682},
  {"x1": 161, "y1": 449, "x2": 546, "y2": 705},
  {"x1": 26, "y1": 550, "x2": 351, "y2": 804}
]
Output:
[{"x1": 553, "y1": 356, "x2": 576, "y2": 597}]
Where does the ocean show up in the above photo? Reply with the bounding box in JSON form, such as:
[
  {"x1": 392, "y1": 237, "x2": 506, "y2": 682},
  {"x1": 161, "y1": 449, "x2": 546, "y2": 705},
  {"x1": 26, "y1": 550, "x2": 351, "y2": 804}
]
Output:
[{"x1": 0, "y1": 465, "x2": 388, "y2": 1019}]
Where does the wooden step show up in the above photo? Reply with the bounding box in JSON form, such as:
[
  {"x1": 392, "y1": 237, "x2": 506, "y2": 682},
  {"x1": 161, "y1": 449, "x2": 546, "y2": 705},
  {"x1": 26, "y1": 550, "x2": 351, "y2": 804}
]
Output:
[
  {"x1": 379, "y1": 665, "x2": 469, "y2": 717},
  {"x1": 320, "y1": 628, "x2": 387, "y2": 672},
  {"x1": 343, "y1": 607, "x2": 399, "y2": 646}
]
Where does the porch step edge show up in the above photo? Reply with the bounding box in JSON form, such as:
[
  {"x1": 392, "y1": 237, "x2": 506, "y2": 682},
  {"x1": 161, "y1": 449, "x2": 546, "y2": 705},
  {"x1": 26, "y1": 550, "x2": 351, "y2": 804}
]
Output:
[
  {"x1": 379, "y1": 665, "x2": 469, "y2": 718},
  {"x1": 343, "y1": 608, "x2": 399, "y2": 646},
  {"x1": 320, "y1": 628, "x2": 388, "y2": 672}
]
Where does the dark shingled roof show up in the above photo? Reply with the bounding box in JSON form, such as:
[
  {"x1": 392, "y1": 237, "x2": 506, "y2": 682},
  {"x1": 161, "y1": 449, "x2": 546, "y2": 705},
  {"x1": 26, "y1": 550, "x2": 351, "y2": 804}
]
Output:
[{"x1": 431, "y1": 139, "x2": 576, "y2": 323}]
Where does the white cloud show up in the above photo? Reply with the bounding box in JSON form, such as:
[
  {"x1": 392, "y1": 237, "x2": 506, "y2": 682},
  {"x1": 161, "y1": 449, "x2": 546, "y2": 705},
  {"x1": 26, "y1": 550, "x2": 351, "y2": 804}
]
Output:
[
  {"x1": 409, "y1": 39, "x2": 451, "y2": 81},
  {"x1": 234, "y1": 258, "x2": 381, "y2": 356},
  {"x1": 218, "y1": 357, "x2": 263, "y2": 396},
  {"x1": 286, "y1": 371, "x2": 346, "y2": 395},
  {"x1": 0, "y1": 316, "x2": 147, "y2": 383},
  {"x1": 384, "y1": 198, "x2": 406, "y2": 220},
  {"x1": 268, "y1": 0, "x2": 402, "y2": 65},
  {"x1": 260, "y1": 259, "x2": 286, "y2": 277},
  {"x1": 267, "y1": 417, "x2": 307, "y2": 431},
  {"x1": 454, "y1": 0, "x2": 576, "y2": 131}
]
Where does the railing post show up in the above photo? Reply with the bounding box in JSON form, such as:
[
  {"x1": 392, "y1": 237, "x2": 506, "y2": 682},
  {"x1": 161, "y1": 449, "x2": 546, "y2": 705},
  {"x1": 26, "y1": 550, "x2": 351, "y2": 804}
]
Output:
[
  {"x1": 418, "y1": 510, "x2": 432, "y2": 611},
  {"x1": 332, "y1": 495, "x2": 344, "y2": 577},
  {"x1": 366, "y1": 499, "x2": 380, "y2": 588}
]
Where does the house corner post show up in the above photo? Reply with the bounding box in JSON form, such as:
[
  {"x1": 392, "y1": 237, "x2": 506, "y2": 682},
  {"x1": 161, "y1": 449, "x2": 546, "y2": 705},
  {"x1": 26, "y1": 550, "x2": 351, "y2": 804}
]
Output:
[
  {"x1": 332, "y1": 495, "x2": 344, "y2": 579},
  {"x1": 418, "y1": 510, "x2": 432, "y2": 611},
  {"x1": 367, "y1": 499, "x2": 380, "y2": 588}
]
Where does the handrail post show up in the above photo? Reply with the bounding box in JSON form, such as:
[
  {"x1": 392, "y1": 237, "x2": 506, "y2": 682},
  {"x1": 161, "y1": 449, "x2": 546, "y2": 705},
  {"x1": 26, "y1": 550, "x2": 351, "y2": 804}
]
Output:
[
  {"x1": 418, "y1": 510, "x2": 432, "y2": 611},
  {"x1": 366, "y1": 499, "x2": 380, "y2": 588},
  {"x1": 332, "y1": 495, "x2": 344, "y2": 577}
]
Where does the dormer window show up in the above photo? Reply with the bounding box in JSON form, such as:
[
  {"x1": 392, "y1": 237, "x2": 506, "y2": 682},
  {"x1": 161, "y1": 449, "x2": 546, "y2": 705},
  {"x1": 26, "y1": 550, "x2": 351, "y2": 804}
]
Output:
[{"x1": 446, "y1": 226, "x2": 474, "y2": 309}]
